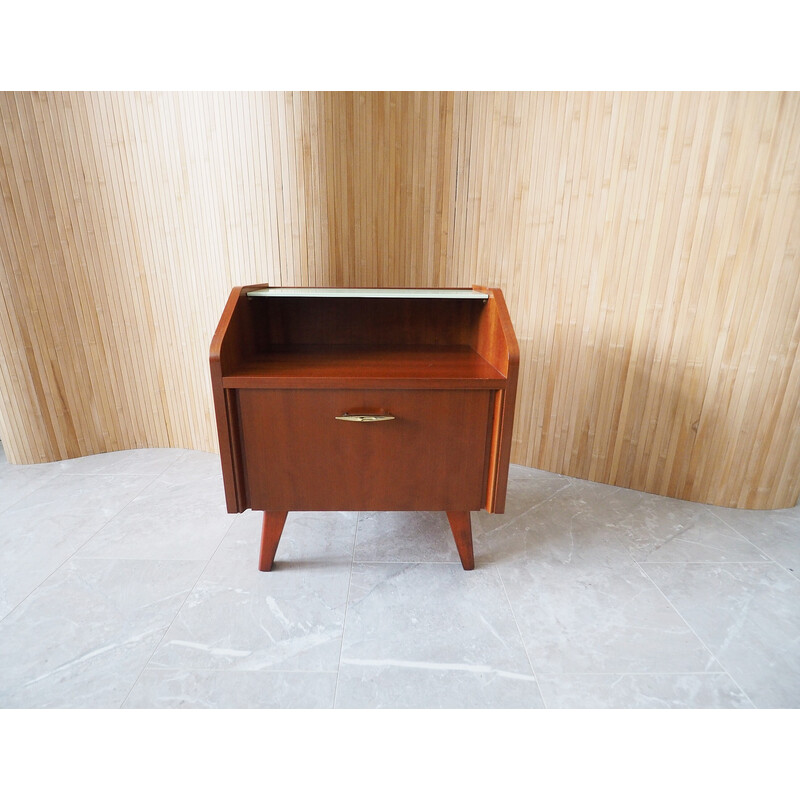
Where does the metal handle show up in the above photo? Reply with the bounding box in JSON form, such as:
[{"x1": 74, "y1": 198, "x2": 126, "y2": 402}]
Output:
[{"x1": 335, "y1": 413, "x2": 395, "y2": 423}]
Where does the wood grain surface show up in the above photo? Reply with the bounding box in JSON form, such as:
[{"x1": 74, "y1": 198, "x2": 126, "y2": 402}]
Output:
[
  {"x1": 237, "y1": 387, "x2": 493, "y2": 511},
  {"x1": 1, "y1": 92, "x2": 798, "y2": 508}
]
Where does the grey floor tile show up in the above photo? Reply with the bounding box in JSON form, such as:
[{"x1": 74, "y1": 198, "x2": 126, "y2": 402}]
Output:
[
  {"x1": 0, "y1": 471, "x2": 154, "y2": 524},
  {"x1": 273, "y1": 511, "x2": 358, "y2": 568},
  {"x1": 56, "y1": 447, "x2": 186, "y2": 476},
  {"x1": 476, "y1": 481, "x2": 637, "y2": 568},
  {"x1": 0, "y1": 473, "x2": 155, "y2": 619},
  {"x1": 0, "y1": 468, "x2": 153, "y2": 524},
  {"x1": 1, "y1": 440, "x2": 797, "y2": 709},
  {"x1": 612, "y1": 493, "x2": 771, "y2": 564},
  {"x1": 0, "y1": 558, "x2": 205, "y2": 708},
  {"x1": 500, "y1": 559, "x2": 720, "y2": 675},
  {"x1": 474, "y1": 465, "x2": 572, "y2": 536},
  {"x1": 354, "y1": 511, "x2": 459, "y2": 563},
  {"x1": 341, "y1": 562, "x2": 534, "y2": 679},
  {"x1": 335, "y1": 662, "x2": 544, "y2": 708},
  {"x1": 209, "y1": 510, "x2": 358, "y2": 572},
  {"x1": 0, "y1": 460, "x2": 64, "y2": 513},
  {"x1": 74, "y1": 460, "x2": 234, "y2": 561},
  {"x1": 123, "y1": 668, "x2": 337, "y2": 708},
  {"x1": 642, "y1": 562, "x2": 800, "y2": 708},
  {"x1": 150, "y1": 560, "x2": 351, "y2": 673},
  {"x1": 537, "y1": 672, "x2": 754, "y2": 709},
  {"x1": 165, "y1": 450, "x2": 227, "y2": 482},
  {"x1": 710, "y1": 505, "x2": 800, "y2": 576}
]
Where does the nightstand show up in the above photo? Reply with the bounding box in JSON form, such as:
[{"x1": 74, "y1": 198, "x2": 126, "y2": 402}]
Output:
[{"x1": 210, "y1": 286, "x2": 518, "y2": 570}]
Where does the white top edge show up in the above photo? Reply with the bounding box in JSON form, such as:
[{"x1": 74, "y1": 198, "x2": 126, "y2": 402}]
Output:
[{"x1": 246, "y1": 287, "x2": 489, "y2": 300}]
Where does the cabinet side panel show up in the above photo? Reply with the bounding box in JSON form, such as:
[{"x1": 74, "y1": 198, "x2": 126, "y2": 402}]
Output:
[
  {"x1": 225, "y1": 389, "x2": 248, "y2": 510},
  {"x1": 491, "y1": 289, "x2": 519, "y2": 512},
  {"x1": 209, "y1": 375, "x2": 241, "y2": 512},
  {"x1": 210, "y1": 288, "x2": 249, "y2": 512},
  {"x1": 473, "y1": 288, "x2": 519, "y2": 513}
]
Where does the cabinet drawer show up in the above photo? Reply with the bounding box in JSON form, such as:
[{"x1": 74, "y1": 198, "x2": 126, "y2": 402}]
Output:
[{"x1": 237, "y1": 388, "x2": 494, "y2": 511}]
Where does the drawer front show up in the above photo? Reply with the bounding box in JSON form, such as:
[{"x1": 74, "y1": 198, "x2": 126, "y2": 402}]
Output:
[{"x1": 237, "y1": 388, "x2": 493, "y2": 511}]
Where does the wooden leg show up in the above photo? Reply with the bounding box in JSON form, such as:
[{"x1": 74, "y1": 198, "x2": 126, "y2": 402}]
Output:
[
  {"x1": 259, "y1": 511, "x2": 288, "y2": 571},
  {"x1": 446, "y1": 511, "x2": 475, "y2": 570}
]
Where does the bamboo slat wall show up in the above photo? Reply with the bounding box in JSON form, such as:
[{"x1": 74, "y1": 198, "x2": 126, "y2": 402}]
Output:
[{"x1": 1, "y1": 92, "x2": 798, "y2": 508}]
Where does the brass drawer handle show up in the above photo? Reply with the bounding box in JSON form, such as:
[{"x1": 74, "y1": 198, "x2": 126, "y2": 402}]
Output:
[{"x1": 335, "y1": 413, "x2": 396, "y2": 423}]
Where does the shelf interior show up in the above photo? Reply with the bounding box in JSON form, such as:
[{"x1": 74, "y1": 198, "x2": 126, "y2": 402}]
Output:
[{"x1": 222, "y1": 345, "x2": 505, "y2": 387}]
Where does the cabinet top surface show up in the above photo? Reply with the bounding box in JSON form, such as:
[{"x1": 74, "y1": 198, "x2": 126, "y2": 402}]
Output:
[{"x1": 245, "y1": 287, "x2": 489, "y2": 300}]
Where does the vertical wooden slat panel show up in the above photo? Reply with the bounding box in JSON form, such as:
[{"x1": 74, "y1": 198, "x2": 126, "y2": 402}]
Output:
[{"x1": 0, "y1": 92, "x2": 798, "y2": 509}]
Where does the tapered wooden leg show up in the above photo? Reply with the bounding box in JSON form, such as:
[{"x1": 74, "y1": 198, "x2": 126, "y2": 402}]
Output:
[
  {"x1": 259, "y1": 511, "x2": 288, "y2": 571},
  {"x1": 446, "y1": 511, "x2": 475, "y2": 570}
]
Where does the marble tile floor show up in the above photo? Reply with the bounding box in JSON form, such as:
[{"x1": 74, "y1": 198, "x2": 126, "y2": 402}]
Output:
[{"x1": 1, "y1": 443, "x2": 798, "y2": 709}]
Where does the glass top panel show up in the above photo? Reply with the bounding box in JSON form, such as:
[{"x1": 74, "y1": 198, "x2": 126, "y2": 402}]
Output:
[{"x1": 246, "y1": 287, "x2": 489, "y2": 300}]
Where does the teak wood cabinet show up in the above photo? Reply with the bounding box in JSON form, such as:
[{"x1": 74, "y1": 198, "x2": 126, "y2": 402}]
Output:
[{"x1": 210, "y1": 286, "x2": 518, "y2": 570}]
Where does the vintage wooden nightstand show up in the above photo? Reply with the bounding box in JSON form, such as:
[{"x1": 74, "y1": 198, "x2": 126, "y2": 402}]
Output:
[{"x1": 210, "y1": 285, "x2": 518, "y2": 570}]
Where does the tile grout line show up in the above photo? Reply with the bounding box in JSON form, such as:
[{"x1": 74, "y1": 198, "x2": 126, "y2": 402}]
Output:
[
  {"x1": 117, "y1": 512, "x2": 240, "y2": 709},
  {"x1": 532, "y1": 670, "x2": 746, "y2": 676},
  {"x1": 107, "y1": 454, "x2": 230, "y2": 708},
  {"x1": 631, "y1": 559, "x2": 786, "y2": 565},
  {"x1": 469, "y1": 481, "x2": 630, "y2": 709},
  {"x1": 574, "y1": 516, "x2": 761, "y2": 708},
  {"x1": 636, "y1": 565, "x2": 758, "y2": 709},
  {"x1": 495, "y1": 566, "x2": 549, "y2": 709},
  {"x1": 63, "y1": 451, "x2": 188, "y2": 560},
  {"x1": 352, "y1": 559, "x2": 459, "y2": 565},
  {"x1": 127, "y1": 666, "x2": 341, "y2": 674},
  {"x1": 0, "y1": 463, "x2": 66, "y2": 514},
  {"x1": 479, "y1": 481, "x2": 574, "y2": 538},
  {"x1": 0, "y1": 478, "x2": 64, "y2": 516},
  {"x1": 0, "y1": 465, "x2": 176, "y2": 626},
  {"x1": 708, "y1": 508, "x2": 800, "y2": 583},
  {"x1": 604, "y1": 509, "x2": 771, "y2": 573},
  {"x1": 4, "y1": 446, "x2": 796, "y2": 709},
  {"x1": 331, "y1": 511, "x2": 360, "y2": 709}
]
